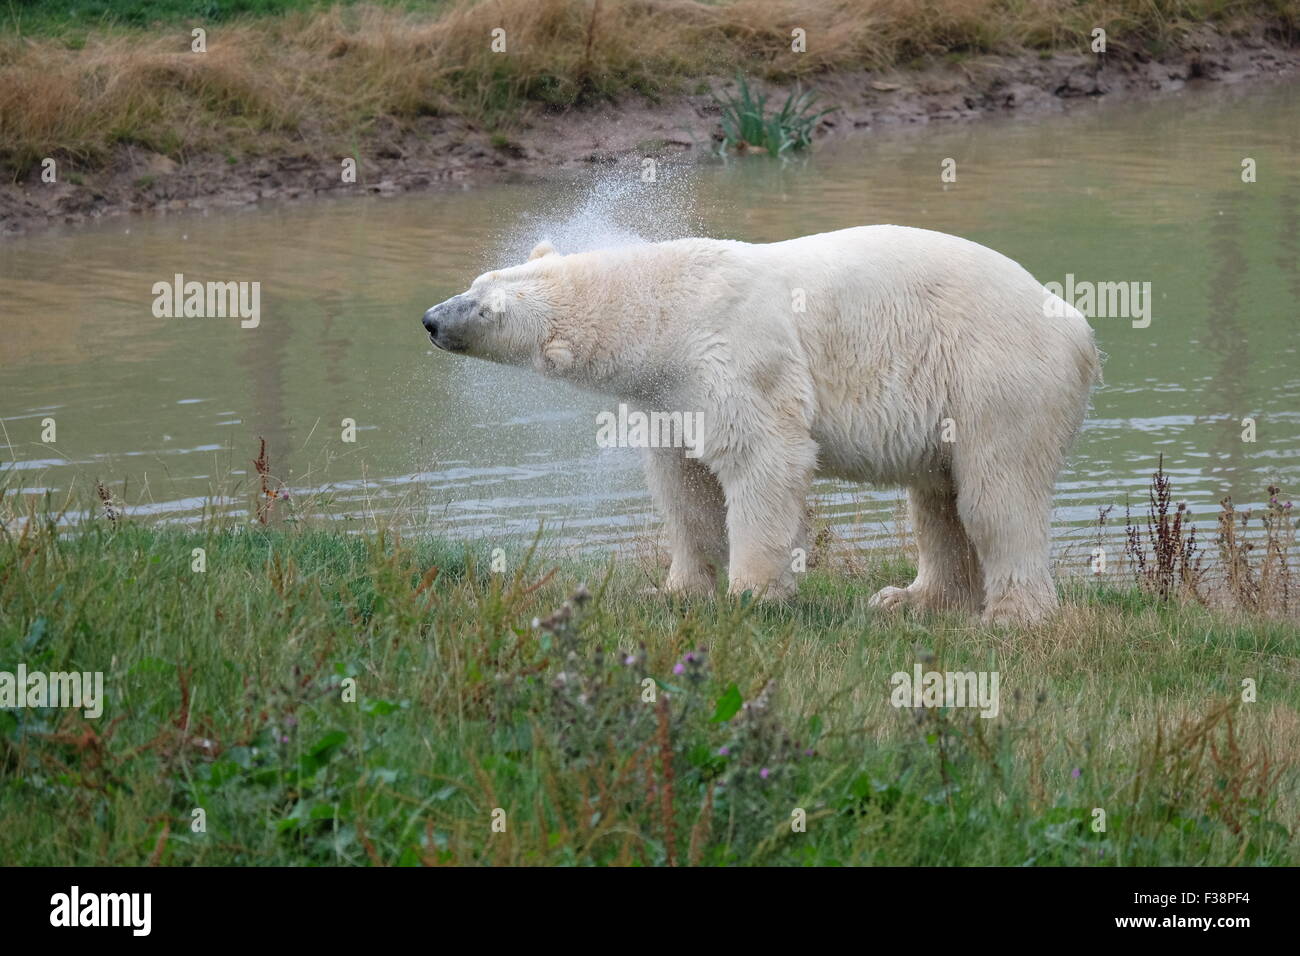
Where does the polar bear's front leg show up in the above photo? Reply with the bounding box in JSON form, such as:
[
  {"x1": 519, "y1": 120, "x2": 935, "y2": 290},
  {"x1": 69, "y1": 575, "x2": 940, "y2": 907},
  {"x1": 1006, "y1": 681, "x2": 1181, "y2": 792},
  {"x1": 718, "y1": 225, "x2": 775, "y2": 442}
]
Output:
[
  {"x1": 712, "y1": 436, "x2": 817, "y2": 601},
  {"x1": 641, "y1": 446, "x2": 728, "y2": 595}
]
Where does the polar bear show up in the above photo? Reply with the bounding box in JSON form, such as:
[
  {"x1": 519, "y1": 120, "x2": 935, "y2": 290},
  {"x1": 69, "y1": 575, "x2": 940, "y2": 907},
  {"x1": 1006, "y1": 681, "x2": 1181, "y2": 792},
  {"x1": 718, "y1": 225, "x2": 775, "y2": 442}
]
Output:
[{"x1": 422, "y1": 225, "x2": 1100, "y2": 624}]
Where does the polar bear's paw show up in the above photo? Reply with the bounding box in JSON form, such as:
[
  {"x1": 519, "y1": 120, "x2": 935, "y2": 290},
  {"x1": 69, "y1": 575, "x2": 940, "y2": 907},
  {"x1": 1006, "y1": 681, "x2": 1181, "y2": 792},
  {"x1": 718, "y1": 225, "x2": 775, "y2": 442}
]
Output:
[
  {"x1": 980, "y1": 590, "x2": 1057, "y2": 627},
  {"x1": 867, "y1": 585, "x2": 913, "y2": 612},
  {"x1": 658, "y1": 569, "x2": 717, "y2": 597},
  {"x1": 726, "y1": 577, "x2": 796, "y2": 602},
  {"x1": 642, "y1": 585, "x2": 712, "y2": 608},
  {"x1": 642, "y1": 584, "x2": 706, "y2": 601},
  {"x1": 869, "y1": 583, "x2": 975, "y2": 614},
  {"x1": 645, "y1": 569, "x2": 718, "y2": 600}
]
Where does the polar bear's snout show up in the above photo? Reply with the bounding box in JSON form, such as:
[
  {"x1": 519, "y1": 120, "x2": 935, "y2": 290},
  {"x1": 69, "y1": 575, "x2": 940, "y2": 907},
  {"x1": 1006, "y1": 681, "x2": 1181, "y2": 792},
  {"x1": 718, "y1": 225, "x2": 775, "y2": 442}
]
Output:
[{"x1": 422, "y1": 294, "x2": 476, "y2": 353}]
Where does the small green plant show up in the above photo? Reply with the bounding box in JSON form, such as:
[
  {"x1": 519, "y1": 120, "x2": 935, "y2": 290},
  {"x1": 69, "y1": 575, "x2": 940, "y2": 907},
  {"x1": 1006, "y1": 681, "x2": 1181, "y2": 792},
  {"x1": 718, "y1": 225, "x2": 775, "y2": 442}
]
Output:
[{"x1": 715, "y1": 75, "x2": 835, "y2": 156}]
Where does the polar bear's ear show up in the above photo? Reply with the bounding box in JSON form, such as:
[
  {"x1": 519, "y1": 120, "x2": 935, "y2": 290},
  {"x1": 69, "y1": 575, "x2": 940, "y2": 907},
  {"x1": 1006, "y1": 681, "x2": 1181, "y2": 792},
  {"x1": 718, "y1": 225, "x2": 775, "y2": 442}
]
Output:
[{"x1": 528, "y1": 241, "x2": 557, "y2": 261}]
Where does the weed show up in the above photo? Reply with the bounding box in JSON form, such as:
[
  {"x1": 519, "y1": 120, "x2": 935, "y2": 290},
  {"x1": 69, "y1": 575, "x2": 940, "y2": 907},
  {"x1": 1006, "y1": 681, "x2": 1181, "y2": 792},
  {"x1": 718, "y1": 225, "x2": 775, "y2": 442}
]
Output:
[{"x1": 715, "y1": 75, "x2": 834, "y2": 155}]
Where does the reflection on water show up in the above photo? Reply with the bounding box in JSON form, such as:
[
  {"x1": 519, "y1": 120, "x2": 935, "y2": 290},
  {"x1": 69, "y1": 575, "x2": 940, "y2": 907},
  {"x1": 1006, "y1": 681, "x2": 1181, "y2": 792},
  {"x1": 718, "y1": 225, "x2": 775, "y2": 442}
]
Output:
[{"x1": 2, "y1": 80, "x2": 1298, "y2": 569}]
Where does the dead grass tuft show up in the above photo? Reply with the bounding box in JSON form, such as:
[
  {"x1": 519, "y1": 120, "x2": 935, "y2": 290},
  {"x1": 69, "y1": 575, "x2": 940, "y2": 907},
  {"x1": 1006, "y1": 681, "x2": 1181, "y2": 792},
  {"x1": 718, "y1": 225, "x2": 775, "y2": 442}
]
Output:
[{"x1": 3, "y1": 0, "x2": 1295, "y2": 177}]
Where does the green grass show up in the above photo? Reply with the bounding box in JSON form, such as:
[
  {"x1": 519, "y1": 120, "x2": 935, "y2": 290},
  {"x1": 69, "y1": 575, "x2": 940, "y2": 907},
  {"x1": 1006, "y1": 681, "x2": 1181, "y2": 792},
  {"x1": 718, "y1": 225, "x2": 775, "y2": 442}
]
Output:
[{"x1": 1, "y1": 522, "x2": 1296, "y2": 866}]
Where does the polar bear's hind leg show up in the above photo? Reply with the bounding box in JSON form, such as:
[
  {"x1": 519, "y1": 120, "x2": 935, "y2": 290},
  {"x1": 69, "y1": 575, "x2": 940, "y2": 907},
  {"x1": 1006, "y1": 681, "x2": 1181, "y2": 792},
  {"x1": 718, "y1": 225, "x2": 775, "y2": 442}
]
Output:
[
  {"x1": 953, "y1": 437, "x2": 1061, "y2": 626},
  {"x1": 869, "y1": 479, "x2": 982, "y2": 614}
]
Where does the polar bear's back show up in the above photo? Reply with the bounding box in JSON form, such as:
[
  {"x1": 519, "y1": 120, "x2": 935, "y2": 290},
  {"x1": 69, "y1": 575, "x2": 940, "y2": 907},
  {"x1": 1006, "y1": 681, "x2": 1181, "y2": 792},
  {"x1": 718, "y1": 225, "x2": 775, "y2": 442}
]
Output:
[
  {"x1": 762, "y1": 224, "x2": 1074, "y2": 329},
  {"x1": 733, "y1": 225, "x2": 1100, "y2": 483}
]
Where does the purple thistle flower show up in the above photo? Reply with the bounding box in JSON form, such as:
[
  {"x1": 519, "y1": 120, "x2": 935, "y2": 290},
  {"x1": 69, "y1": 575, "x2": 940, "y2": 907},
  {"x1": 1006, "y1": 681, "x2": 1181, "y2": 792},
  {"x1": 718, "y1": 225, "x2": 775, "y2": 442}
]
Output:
[
  {"x1": 1071, "y1": 767, "x2": 1082, "y2": 779},
  {"x1": 673, "y1": 662, "x2": 685, "y2": 675},
  {"x1": 760, "y1": 767, "x2": 770, "y2": 779}
]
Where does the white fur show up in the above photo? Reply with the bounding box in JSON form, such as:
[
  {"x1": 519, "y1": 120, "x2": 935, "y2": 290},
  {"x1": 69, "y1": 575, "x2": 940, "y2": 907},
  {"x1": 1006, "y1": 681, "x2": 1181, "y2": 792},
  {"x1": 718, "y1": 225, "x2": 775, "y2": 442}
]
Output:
[{"x1": 437, "y1": 225, "x2": 1101, "y2": 624}]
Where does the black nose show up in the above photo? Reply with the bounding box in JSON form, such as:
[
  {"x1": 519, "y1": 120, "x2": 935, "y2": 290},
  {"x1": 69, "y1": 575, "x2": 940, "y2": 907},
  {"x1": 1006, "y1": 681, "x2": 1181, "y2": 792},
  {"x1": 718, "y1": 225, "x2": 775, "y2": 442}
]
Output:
[{"x1": 422, "y1": 296, "x2": 473, "y2": 353}]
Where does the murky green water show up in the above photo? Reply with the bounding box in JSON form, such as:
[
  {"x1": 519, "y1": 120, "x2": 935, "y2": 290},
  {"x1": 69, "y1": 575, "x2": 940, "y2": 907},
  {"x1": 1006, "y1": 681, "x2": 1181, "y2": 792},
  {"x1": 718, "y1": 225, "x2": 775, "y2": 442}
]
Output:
[{"x1": 3, "y1": 80, "x2": 1297, "y2": 565}]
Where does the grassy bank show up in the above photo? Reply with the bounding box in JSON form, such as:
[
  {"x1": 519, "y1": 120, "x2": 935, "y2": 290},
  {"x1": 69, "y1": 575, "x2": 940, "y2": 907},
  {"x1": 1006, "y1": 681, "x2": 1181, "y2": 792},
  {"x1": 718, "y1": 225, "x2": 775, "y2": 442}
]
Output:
[
  {"x1": 1, "y1": 515, "x2": 1296, "y2": 866},
  {"x1": 3, "y1": 0, "x2": 1298, "y2": 180}
]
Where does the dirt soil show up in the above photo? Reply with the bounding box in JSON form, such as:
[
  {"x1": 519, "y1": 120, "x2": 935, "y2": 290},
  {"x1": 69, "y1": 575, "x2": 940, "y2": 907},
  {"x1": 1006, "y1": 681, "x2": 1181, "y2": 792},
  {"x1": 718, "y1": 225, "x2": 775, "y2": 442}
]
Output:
[{"x1": 3, "y1": 25, "x2": 1297, "y2": 236}]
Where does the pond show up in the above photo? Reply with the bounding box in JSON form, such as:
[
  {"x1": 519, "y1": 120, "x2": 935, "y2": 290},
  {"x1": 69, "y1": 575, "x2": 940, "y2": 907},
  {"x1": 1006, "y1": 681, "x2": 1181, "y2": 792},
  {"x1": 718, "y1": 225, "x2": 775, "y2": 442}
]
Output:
[{"x1": 2, "y1": 79, "x2": 1297, "y2": 571}]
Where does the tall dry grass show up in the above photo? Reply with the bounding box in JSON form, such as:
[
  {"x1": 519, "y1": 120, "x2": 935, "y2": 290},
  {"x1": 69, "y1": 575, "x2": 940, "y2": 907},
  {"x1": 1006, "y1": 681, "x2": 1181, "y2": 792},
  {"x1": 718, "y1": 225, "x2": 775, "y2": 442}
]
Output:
[{"x1": 2, "y1": 0, "x2": 1296, "y2": 177}]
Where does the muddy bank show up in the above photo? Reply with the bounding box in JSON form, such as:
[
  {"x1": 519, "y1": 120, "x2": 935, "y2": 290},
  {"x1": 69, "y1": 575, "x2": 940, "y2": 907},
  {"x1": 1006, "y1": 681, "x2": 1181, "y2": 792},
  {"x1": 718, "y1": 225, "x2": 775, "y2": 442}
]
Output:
[{"x1": 3, "y1": 27, "x2": 1296, "y2": 236}]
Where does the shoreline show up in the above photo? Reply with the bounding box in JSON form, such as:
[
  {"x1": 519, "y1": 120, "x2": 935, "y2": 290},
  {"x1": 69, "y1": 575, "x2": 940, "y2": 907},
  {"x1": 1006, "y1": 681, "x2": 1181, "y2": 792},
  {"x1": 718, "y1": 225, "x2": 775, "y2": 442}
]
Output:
[{"x1": 2, "y1": 26, "x2": 1297, "y2": 237}]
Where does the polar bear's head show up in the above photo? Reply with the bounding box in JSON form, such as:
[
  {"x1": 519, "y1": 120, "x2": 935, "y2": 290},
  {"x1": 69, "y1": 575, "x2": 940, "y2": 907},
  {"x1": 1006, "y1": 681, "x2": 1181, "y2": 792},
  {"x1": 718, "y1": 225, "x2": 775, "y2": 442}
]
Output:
[{"x1": 422, "y1": 241, "x2": 568, "y2": 371}]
